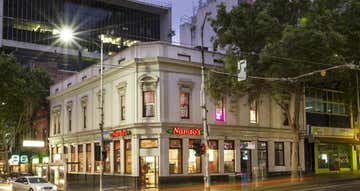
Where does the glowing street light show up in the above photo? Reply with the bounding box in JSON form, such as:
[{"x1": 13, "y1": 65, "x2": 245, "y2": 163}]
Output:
[{"x1": 59, "y1": 27, "x2": 74, "y2": 43}]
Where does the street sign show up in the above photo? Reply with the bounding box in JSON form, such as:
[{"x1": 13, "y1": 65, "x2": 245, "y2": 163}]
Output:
[{"x1": 238, "y1": 59, "x2": 247, "y2": 81}]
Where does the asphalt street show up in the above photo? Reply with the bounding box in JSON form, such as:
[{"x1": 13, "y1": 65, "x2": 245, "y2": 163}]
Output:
[{"x1": 1, "y1": 175, "x2": 360, "y2": 191}]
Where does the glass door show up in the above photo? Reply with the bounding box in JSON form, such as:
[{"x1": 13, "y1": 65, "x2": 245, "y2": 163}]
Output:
[
  {"x1": 240, "y1": 150, "x2": 252, "y2": 177},
  {"x1": 329, "y1": 153, "x2": 340, "y2": 171},
  {"x1": 258, "y1": 142, "x2": 268, "y2": 178},
  {"x1": 140, "y1": 156, "x2": 158, "y2": 188}
]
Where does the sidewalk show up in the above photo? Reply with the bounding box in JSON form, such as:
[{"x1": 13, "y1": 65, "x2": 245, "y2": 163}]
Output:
[
  {"x1": 143, "y1": 172, "x2": 360, "y2": 191},
  {"x1": 57, "y1": 172, "x2": 360, "y2": 191}
]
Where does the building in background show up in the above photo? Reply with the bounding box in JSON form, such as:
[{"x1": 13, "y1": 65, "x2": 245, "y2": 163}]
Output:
[
  {"x1": 2, "y1": 0, "x2": 172, "y2": 175},
  {"x1": 48, "y1": 41, "x2": 305, "y2": 189},
  {"x1": 180, "y1": 0, "x2": 238, "y2": 52},
  {"x1": 304, "y1": 88, "x2": 359, "y2": 174}
]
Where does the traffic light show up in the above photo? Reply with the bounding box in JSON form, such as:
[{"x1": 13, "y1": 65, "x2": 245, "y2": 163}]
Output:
[
  {"x1": 193, "y1": 142, "x2": 202, "y2": 156},
  {"x1": 193, "y1": 141, "x2": 206, "y2": 156},
  {"x1": 95, "y1": 145, "x2": 107, "y2": 161}
]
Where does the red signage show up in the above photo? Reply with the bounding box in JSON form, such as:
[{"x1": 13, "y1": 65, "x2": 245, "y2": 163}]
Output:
[
  {"x1": 167, "y1": 127, "x2": 202, "y2": 136},
  {"x1": 111, "y1": 129, "x2": 131, "y2": 137}
]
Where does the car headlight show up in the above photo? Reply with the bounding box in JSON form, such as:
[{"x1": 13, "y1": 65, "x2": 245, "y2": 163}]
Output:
[
  {"x1": 36, "y1": 185, "x2": 43, "y2": 190},
  {"x1": 53, "y1": 185, "x2": 58, "y2": 190}
]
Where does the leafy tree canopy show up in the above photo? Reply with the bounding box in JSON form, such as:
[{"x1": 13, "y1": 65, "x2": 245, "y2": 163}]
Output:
[
  {"x1": 209, "y1": 0, "x2": 360, "y2": 177},
  {"x1": 0, "y1": 53, "x2": 52, "y2": 145},
  {"x1": 209, "y1": 0, "x2": 359, "y2": 104}
]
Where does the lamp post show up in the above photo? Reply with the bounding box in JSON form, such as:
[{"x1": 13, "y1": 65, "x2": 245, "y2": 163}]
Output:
[
  {"x1": 99, "y1": 36, "x2": 105, "y2": 191},
  {"x1": 200, "y1": 11, "x2": 211, "y2": 190},
  {"x1": 58, "y1": 27, "x2": 105, "y2": 191}
]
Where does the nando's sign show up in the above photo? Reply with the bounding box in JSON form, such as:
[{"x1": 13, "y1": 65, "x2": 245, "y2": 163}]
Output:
[
  {"x1": 111, "y1": 129, "x2": 132, "y2": 137},
  {"x1": 167, "y1": 127, "x2": 203, "y2": 136}
]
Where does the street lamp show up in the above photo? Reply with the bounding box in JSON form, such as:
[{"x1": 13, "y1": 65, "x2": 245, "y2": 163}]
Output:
[
  {"x1": 200, "y1": 11, "x2": 211, "y2": 190},
  {"x1": 57, "y1": 27, "x2": 105, "y2": 191},
  {"x1": 59, "y1": 27, "x2": 74, "y2": 44}
]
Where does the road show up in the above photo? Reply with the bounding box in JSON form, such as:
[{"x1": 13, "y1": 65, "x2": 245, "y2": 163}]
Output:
[{"x1": 1, "y1": 175, "x2": 360, "y2": 191}]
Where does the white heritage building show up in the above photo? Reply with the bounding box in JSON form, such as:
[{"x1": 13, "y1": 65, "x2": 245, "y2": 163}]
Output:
[{"x1": 48, "y1": 41, "x2": 305, "y2": 188}]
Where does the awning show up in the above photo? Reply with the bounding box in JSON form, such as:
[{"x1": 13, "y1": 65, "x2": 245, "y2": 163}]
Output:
[{"x1": 316, "y1": 137, "x2": 360, "y2": 145}]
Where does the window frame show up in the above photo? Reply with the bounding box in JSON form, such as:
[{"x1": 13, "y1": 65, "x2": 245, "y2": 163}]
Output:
[
  {"x1": 180, "y1": 92, "x2": 190, "y2": 119},
  {"x1": 274, "y1": 142, "x2": 285, "y2": 166},
  {"x1": 250, "y1": 99, "x2": 258, "y2": 124},
  {"x1": 143, "y1": 91, "x2": 155, "y2": 117}
]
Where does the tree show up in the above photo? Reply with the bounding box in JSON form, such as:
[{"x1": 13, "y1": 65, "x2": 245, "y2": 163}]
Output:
[
  {"x1": 0, "y1": 53, "x2": 52, "y2": 163},
  {"x1": 209, "y1": 0, "x2": 359, "y2": 178}
]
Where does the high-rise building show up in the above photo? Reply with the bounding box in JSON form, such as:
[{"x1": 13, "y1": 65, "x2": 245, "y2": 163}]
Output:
[
  {"x1": 180, "y1": 0, "x2": 238, "y2": 52},
  {"x1": 0, "y1": 0, "x2": 172, "y2": 77}
]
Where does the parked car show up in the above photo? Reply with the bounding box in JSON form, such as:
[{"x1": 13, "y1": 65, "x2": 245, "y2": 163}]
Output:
[
  {"x1": 7, "y1": 172, "x2": 33, "y2": 184},
  {"x1": 11, "y1": 176, "x2": 57, "y2": 191}
]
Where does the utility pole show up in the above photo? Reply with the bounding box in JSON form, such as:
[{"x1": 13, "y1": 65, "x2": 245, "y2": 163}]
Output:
[
  {"x1": 200, "y1": 11, "x2": 211, "y2": 190},
  {"x1": 99, "y1": 38, "x2": 104, "y2": 191},
  {"x1": 357, "y1": 72, "x2": 360, "y2": 129}
]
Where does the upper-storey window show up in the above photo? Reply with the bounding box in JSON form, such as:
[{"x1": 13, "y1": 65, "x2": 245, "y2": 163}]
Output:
[
  {"x1": 117, "y1": 82, "x2": 127, "y2": 121},
  {"x1": 215, "y1": 97, "x2": 225, "y2": 122},
  {"x1": 178, "y1": 80, "x2": 194, "y2": 120},
  {"x1": 143, "y1": 91, "x2": 155, "y2": 117},
  {"x1": 180, "y1": 92, "x2": 190, "y2": 119},
  {"x1": 140, "y1": 75, "x2": 158, "y2": 118},
  {"x1": 66, "y1": 101, "x2": 73, "y2": 132},
  {"x1": 306, "y1": 88, "x2": 346, "y2": 115},
  {"x1": 81, "y1": 96, "x2": 88, "y2": 129},
  {"x1": 52, "y1": 106, "x2": 61, "y2": 135},
  {"x1": 250, "y1": 99, "x2": 258, "y2": 124},
  {"x1": 306, "y1": 88, "x2": 349, "y2": 128}
]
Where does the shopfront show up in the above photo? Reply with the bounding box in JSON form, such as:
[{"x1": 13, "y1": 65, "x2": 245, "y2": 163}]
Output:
[
  {"x1": 315, "y1": 143, "x2": 356, "y2": 173},
  {"x1": 311, "y1": 126, "x2": 358, "y2": 174}
]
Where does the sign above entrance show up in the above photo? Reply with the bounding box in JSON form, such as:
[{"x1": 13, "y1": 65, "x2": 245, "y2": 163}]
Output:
[
  {"x1": 111, "y1": 129, "x2": 132, "y2": 137},
  {"x1": 167, "y1": 127, "x2": 202, "y2": 136},
  {"x1": 240, "y1": 141, "x2": 256, "y2": 150}
]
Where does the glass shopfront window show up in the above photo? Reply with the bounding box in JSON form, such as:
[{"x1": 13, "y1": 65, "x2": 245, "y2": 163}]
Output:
[
  {"x1": 318, "y1": 143, "x2": 352, "y2": 171},
  {"x1": 169, "y1": 139, "x2": 182, "y2": 174},
  {"x1": 208, "y1": 140, "x2": 219, "y2": 173},
  {"x1": 95, "y1": 143, "x2": 101, "y2": 173},
  {"x1": 224, "y1": 140, "x2": 235, "y2": 173},
  {"x1": 188, "y1": 139, "x2": 201, "y2": 174},
  {"x1": 78, "y1": 145, "x2": 83, "y2": 172},
  {"x1": 104, "y1": 142, "x2": 110, "y2": 173},
  {"x1": 86, "y1": 144, "x2": 91, "y2": 172},
  {"x1": 114, "y1": 141, "x2": 121, "y2": 173},
  {"x1": 70, "y1": 145, "x2": 76, "y2": 172},
  {"x1": 125, "y1": 140, "x2": 132, "y2": 174}
]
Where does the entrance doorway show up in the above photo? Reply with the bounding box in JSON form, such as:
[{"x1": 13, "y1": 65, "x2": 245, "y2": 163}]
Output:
[
  {"x1": 140, "y1": 156, "x2": 158, "y2": 188},
  {"x1": 240, "y1": 150, "x2": 252, "y2": 177},
  {"x1": 258, "y1": 141, "x2": 268, "y2": 178},
  {"x1": 329, "y1": 153, "x2": 340, "y2": 171}
]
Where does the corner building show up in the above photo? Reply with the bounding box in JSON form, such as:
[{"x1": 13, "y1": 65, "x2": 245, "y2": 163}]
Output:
[{"x1": 48, "y1": 42, "x2": 306, "y2": 189}]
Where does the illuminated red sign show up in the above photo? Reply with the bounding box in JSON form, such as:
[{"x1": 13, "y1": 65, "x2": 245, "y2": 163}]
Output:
[
  {"x1": 111, "y1": 129, "x2": 131, "y2": 137},
  {"x1": 167, "y1": 127, "x2": 202, "y2": 136}
]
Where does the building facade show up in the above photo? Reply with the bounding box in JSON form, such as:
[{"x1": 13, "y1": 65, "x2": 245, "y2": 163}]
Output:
[
  {"x1": 48, "y1": 42, "x2": 305, "y2": 189},
  {"x1": 1, "y1": 0, "x2": 172, "y2": 175},
  {"x1": 305, "y1": 88, "x2": 359, "y2": 174}
]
